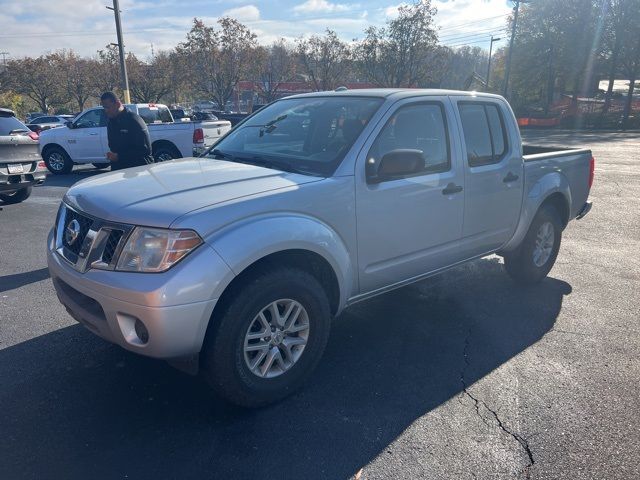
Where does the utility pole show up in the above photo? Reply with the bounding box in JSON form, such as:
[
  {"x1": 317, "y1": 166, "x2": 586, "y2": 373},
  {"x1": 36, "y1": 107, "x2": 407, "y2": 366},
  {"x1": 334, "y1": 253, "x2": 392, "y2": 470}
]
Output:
[
  {"x1": 106, "y1": 0, "x2": 131, "y2": 103},
  {"x1": 503, "y1": 0, "x2": 528, "y2": 98},
  {"x1": 486, "y1": 36, "x2": 501, "y2": 90},
  {"x1": 0, "y1": 52, "x2": 8, "y2": 65}
]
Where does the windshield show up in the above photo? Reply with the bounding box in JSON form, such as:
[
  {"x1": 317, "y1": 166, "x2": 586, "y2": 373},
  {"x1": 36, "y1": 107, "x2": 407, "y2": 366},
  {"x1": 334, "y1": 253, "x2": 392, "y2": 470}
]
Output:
[{"x1": 204, "y1": 96, "x2": 384, "y2": 176}]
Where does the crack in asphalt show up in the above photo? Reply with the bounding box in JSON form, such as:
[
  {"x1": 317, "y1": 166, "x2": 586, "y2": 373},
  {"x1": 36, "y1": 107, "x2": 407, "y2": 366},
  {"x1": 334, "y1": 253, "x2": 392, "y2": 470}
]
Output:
[{"x1": 459, "y1": 329, "x2": 535, "y2": 479}]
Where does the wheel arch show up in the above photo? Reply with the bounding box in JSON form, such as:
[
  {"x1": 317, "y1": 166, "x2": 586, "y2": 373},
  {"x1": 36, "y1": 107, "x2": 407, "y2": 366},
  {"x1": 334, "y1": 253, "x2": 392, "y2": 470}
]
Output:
[
  {"x1": 152, "y1": 139, "x2": 182, "y2": 158},
  {"x1": 501, "y1": 171, "x2": 572, "y2": 253}
]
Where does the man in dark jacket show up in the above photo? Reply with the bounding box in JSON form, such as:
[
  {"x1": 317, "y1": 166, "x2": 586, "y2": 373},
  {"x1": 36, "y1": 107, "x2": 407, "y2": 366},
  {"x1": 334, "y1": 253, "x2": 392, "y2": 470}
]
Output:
[{"x1": 100, "y1": 92, "x2": 154, "y2": 170}]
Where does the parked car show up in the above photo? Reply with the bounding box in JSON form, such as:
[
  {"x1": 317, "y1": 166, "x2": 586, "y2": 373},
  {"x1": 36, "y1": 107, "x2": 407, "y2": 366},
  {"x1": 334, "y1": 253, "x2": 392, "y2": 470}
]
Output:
[
  {"x1": 47, "y1": 89, "x2": 594, "y2": 406},
  {"x1": 27, "y1": 114, "x2": 74, "y2": 134},
  {"x1": 192, "y1": 100, "x2": 218, "y2": 112},
  {"x1": 0, "y1": 108, "x2": 46, "y2": 204},
  {"x1": 39, "y1": 103, "x2": 232, "y2": 174},
  {"x1": 170, "y1": 107, "x2": 192, "y2": 122},
  {"x1": 25, "y1": 112, "x2": 47, "y2": 123}
]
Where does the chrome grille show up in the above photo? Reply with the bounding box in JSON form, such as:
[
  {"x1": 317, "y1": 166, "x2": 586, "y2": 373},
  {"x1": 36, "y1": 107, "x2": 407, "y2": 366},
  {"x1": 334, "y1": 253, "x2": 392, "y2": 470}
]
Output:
[
  {"x1": 102, "y1": 230, "x2": 124, "y2": 265},
  {"x1": 54, "y1": 204, "x2": 132, "y2": 272},
  {"x1": 61, "y1": 208, "x2": 94, "y2": 255}
]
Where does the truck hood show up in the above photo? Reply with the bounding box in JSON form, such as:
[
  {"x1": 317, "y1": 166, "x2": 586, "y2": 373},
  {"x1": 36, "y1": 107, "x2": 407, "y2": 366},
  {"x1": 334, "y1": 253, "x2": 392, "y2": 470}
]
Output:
[{"x1": 64, "y1": 158, "x2": 323, "y2": 228}]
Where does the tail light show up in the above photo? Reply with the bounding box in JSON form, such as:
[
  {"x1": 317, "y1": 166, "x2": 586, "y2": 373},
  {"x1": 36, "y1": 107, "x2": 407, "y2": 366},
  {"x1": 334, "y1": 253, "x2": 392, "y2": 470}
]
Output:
[
  {"x1": 37, "y1": 161, "x2": 46, "y2": 170},
  {"x1": 193, "y1": 128, "x2": 204, "y2": 144},
  {"x1": 28, "y1": 131, "x2": 39, "y2": 141},
  {"x1": 589, "y1": 156, "x2": 595, "y2": 189}
]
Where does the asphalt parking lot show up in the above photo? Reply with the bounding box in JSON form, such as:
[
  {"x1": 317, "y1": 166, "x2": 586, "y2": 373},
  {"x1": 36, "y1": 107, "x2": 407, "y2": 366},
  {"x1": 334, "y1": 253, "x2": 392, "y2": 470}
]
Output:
[{"x1": 1, "y1": 130, "x2": 638, "y2": 480}]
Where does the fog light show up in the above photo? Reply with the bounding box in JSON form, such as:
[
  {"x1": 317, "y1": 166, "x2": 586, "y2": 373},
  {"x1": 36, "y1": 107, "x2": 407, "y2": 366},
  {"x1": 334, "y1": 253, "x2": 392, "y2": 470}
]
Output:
[{"x1": 134, "y1": 319, "x2": 149, "y2": 344}]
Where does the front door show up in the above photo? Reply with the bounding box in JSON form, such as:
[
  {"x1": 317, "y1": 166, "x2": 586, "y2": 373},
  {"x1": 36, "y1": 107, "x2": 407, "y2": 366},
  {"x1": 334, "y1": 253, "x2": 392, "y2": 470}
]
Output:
[
  {"x1": 355, "y1": 98, "x2": 465, "y2": 294},
  {"x1": 452, "y1": 99, "x2": 524, "y2": 256},
  {"x1": 67, "y1": 109, "x2": 107, "y2": 162}
]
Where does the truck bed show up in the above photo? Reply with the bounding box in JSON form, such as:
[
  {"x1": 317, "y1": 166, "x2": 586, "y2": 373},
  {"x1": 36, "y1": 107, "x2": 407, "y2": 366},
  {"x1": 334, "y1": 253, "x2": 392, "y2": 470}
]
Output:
[{"x1": 523, "y1": 144, "x2": 591, "y2": 161}]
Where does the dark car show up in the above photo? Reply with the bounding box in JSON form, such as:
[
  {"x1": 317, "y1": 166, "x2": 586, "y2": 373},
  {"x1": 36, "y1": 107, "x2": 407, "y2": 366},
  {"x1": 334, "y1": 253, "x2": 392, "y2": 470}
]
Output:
[
  {"x1": 0, "y1": 108, "x2": 46, "y2": 204},
  {"x1": 190, "y1": 111, "x2": 219, "y2": 121}
]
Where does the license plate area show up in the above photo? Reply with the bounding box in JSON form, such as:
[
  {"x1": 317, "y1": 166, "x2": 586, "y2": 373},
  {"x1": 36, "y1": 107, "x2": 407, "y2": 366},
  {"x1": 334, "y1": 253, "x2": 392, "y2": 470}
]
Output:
[{"x1": 8, "y1": 164, "x2": 25, "y2": 174}]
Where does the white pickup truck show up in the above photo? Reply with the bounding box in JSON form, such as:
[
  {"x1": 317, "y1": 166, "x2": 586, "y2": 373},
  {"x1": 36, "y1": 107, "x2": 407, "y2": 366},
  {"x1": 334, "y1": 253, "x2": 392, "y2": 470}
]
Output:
[
  {"x1": 48, "y1": 89, "x2": 593, "y2": 407},
  {"x1": 39, "y1": 103, "x2": 231, "y2": 174}
]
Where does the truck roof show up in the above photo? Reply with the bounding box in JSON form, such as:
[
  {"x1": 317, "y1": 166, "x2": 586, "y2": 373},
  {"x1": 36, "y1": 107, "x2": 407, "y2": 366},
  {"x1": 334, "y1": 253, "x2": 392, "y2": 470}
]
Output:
[{"x1": 287, "y1": 88, "x2": 505, "y2": 101}]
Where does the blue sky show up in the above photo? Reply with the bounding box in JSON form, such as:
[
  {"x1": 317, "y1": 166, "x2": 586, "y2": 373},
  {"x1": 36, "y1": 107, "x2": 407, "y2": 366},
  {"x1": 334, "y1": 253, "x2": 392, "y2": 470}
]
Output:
[{"x1": 0, "y1": 0, "x2": 511, "y2": 60}]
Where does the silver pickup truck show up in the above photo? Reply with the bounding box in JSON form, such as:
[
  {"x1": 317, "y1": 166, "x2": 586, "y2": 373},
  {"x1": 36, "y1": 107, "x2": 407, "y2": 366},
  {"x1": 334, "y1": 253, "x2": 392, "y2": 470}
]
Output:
[{"x1": 47, "y1": 89, "x2": 593, "y2": 406}]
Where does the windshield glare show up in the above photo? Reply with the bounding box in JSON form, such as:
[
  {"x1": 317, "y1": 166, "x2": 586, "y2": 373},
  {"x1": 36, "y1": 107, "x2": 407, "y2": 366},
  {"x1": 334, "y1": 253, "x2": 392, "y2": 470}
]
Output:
[{"x1": 206, "y1": 96, "x2": 384, "y2": 176}]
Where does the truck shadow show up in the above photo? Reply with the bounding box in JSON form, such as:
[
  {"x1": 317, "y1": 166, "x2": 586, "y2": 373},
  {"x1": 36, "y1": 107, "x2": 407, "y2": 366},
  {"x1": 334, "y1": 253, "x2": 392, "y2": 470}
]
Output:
[
  {"x1": 0, "y1": 258, "x2": 570, "y2": 480},
  {"x1": 42, "y1": 167, "x2": 106, "y2": 188}
]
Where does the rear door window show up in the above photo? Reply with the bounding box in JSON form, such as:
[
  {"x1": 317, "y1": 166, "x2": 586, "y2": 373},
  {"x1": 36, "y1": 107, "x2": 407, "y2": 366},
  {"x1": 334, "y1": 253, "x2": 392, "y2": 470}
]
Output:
[
  {"x1": 458, "y1": 102, "x2": 508, "y2": 167},
  {"x1": 138, "y1": 106, "x2": 173, "y2": 124},
  {"x1": 0, "y1": 115, "x2": 29, "y2": 135}
]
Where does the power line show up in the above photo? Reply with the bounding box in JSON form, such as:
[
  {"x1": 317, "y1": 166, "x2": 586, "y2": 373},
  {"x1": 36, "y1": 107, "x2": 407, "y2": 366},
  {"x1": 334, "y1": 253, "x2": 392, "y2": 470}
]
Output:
[
  {"x1": 440, "y1": 27, "x2": 509, "y2": 42},
  {"x1": 436, "y1": 14, "x2": 509, "y2": 33}
]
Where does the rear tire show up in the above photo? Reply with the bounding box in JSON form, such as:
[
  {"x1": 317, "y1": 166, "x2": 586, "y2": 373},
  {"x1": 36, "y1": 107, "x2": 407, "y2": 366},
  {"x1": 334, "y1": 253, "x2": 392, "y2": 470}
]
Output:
[
  {"x1": 504, "y1": 205, "x2": 562, "y2": 285},
  {"x1": 43, "y1": 146, "x2": 73, "y2": 174},
  {"x1": 0, "y1": 186, "x2": 32, "y2": 204},
  {"x1": 153, "y1": 145, "x2": 180, "y2": 162},
  {"x1": 202, "y1": 267, "x2": 331, "y2": 407}
]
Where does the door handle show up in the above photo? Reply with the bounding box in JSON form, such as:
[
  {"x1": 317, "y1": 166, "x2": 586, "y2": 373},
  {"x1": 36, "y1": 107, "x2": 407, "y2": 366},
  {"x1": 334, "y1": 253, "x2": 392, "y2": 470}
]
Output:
[
  {"x1": 503, "y1": 172, "x2": 519, "y2": 183},
  {"x1": 442, "y1": 183, "x2": 463, "y2": 195},
  {"x1": 88, "y1": 132, "x2": 98, "y2": 136}
]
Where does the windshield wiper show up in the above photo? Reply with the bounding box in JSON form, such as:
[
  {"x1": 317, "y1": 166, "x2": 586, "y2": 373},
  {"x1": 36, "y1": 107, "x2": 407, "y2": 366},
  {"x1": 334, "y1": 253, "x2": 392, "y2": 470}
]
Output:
[
  {"x1": 264, "y1": 114, "x2": 287, "y2": 128},
  {"x1": 211, "y1": 149, "x2": 315, "y2": 176}
]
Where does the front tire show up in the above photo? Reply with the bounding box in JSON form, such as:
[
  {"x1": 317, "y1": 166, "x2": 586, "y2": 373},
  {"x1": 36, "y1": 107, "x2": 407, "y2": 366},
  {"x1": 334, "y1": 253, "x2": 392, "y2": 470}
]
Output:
[
  {"x1": 0, "y1": 186, "x2": 32, "y2": 204},
  {"x1": 43, "y1": 147, "x2": 73, "y2": 174},
  {"x1": 202, "y1": 267, "x2": 331, "y2": 407},
  {"x1": 504, "y1": 205, "x2": 562, "y2": 285}
]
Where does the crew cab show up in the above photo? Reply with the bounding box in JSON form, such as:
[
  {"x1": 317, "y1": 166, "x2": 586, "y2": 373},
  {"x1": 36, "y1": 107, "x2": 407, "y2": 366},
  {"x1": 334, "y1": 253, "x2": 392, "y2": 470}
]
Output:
[
  {"x1": 47, "y1": 89, "x2": 594, "y2": 406},
  {"x1": 39, "y1": 103, "x2": 231, "y2": 174}
]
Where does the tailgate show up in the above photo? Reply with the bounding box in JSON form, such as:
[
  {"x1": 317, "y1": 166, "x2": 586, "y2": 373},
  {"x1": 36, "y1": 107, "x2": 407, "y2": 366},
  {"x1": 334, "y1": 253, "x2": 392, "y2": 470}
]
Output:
[
  {"x1": 0, "y1": 135, "x2": 40, "y2": 165},
  {"x1": 200, "y1": 120, "x2": 232, "y2": 147}
]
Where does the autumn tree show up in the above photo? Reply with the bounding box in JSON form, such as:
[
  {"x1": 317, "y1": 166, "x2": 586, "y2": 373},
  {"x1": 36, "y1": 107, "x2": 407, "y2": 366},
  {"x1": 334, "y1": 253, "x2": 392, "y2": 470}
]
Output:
[
  {"x1": 6, "y1": 55, "x2": 64, "y2": 112},
  {"x1": 297, "y1": 29, "x2": 351, "y2": 91},
  {"x1": 127, "y1": 52, "x2": 173, "y2": 103},
  {"x1": 355, "y1": 0, "x2": 438, "y2": 87},
  {"x1": 52, "y1": 50, "x2": 95, "y2": 111},
  {"x1": 93, "y1": 45, "x2": 121, "y2": 96}
]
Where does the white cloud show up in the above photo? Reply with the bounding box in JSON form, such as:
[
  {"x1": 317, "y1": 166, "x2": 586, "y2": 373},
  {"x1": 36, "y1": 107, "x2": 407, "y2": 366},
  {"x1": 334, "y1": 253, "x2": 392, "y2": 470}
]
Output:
[
  {"x1": 293, "y1": 0, "x2": 349, "y2": 14},
  {"x1": 222, "y1": 5, "x2": 260, "y2": 22},
  {"x1": 384, "y1": 3, "x2": 408, "y2": 19}
]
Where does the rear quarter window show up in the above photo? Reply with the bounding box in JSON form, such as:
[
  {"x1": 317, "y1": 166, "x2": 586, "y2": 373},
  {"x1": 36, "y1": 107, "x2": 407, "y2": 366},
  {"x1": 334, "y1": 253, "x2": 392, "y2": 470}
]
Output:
[{"x1": 138, "y1": 106, "x2": 173, "y2": 124}]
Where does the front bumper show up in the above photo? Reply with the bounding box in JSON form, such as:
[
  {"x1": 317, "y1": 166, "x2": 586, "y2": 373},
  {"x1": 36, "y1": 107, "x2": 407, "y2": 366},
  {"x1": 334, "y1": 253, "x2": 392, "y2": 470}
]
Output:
[{"x1": 47, "y1": 230, "x2": 231, "y2": 359}]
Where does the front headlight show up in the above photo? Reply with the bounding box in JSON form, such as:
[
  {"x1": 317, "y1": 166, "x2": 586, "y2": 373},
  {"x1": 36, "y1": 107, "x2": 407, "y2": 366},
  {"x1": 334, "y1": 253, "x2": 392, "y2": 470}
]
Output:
[{"x1": 116, "y1": 227, "x2": 202, "y2": 273}]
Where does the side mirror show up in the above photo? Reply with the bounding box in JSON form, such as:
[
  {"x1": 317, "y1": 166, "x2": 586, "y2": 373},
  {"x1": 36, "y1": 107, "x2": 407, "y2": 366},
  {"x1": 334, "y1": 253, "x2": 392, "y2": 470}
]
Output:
[
  {"x1": 66, "y1": 121, "x2": 74, "y2": 129},
  {"x1": 367, "y1": 149, "x2": 425, "y2": 183}
]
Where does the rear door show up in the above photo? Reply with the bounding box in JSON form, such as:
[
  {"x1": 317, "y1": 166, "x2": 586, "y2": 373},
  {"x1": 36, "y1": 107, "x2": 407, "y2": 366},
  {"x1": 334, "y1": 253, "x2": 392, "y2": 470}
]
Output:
[
  {"x1": 67, "y1": 109, "x2": 107, "y2": 162},
  {"x1": 355, "y1": 97, "x2": 465, "y2": 294},
  {"x1": 452, "y1": 98, "x2": 523, "y2": 255}
]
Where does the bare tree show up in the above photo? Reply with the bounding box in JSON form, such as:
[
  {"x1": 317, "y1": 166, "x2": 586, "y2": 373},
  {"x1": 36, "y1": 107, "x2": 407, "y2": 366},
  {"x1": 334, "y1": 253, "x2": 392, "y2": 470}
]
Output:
[
  {"x1": 297, "y1": 29, "x2": 351, "y2": 91},
  {"x1": 177, "y1": 17, "x2": 259, "y2": 108},
  {"x1": 256, "y1": 39, "x2": 297, "y2": 103},
  {"x1": 355, "y1": 0, "x2": 438, "y2": 87}
]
